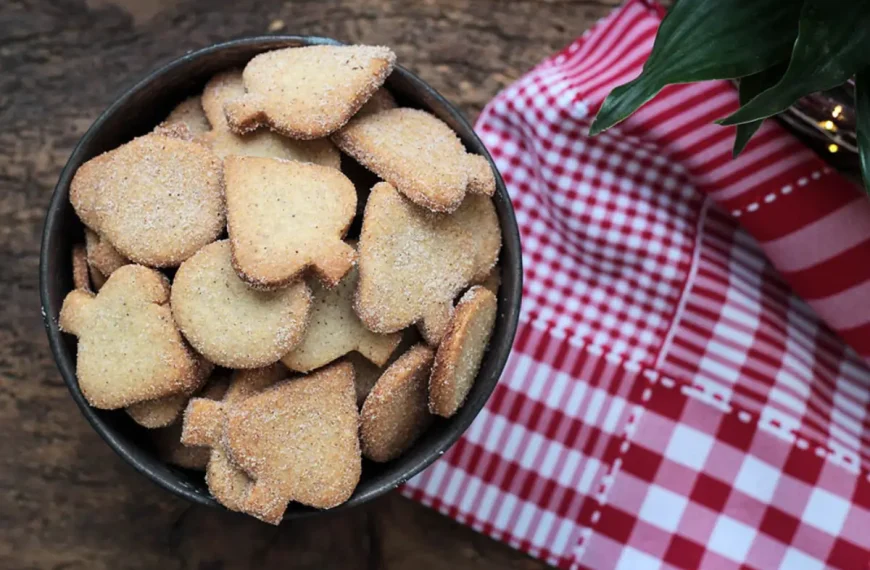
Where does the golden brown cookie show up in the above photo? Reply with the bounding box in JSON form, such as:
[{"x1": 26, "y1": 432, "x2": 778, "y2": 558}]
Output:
[
  {"x1": 200, "y1": 70, "x2": 341, "y2": 168},
  {"x1": 153, "y1": 375, "x2": 230, "y2": 470},
  {"x1": 225, "y1": 45, "x2": 396, "y2": 139},
  {"x1": 59, "y1": 265, "x2": 210, "y2": 409},
  {"x1": 355, "y1": 87, "x2": 398, "y2": 119},
  {"x1": 69, "y1": 132, "x2": 225, "y2": 267},
  {"x1": 84, "y1": 228, "x2": 129, "y2": 278},
  {"x1": 333, "y1": 108, "x2": 495, "y2": 213},
  {"x1": 182, "y1": 364, "x2": 285, "y2": 511},
  {"x1": 356, "y1": 182, "x2": 496, "y2": 345},
  {"x1": 72, "y1": 244, "x2": 91, "y2": 292},
  {"x1": 429, "y1": 286, "x2": 497, "y2": 417},
  {"x1": 282, "y1": 264, "x2": 400, "y2": 373},
  {"x1": 160, "y1": 96, "x2": 211, "y2": 135},
  {"x1": 187, "y1": 362, "x2": 361, "y2": 523},
  {"x1": 480, "y1": 265, "x2": 501, "y2": 295},
  {"x1": 360, "y1": 344, "x2": 434, "y2": 462},
  {"x1": 224, "y1": 156, "x2": 357, "y2": 289},
  {"x1": 127, "y1": 393, "x2": 189, "y2": 429},
  {"x1": 89, "y1": 265, "x2": 107, "y2": 291},
  {"x1": 171, "y1": 240, "x2": 312, "y2": 368},
  {"x1": 345, "y1": 352, "x2": 381, "y2": 407},
  {"x1": 453, "y1": 194, "x2": 502, "y2": 282}
]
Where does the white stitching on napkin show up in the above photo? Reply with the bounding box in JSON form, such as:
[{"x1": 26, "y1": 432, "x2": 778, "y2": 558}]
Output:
[{"x1": 730, "y1": 167, "x2": 832, "y2": 217}]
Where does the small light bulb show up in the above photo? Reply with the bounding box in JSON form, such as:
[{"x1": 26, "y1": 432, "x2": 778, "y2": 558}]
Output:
[
  {"x1": 828, "y1": 143, "x2": 839, "y2": 153},
  {"x1": 832, "y1": 105, "x2": 843, "y2": 118},
  {"x1": 822, "y1": 120, "x2": 837, "y2": 131}
]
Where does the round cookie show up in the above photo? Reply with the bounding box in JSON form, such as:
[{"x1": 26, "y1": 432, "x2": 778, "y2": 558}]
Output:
[
  {"x1": 360, "y1": 344, "x2": 434, "y2": 462},
  {"x1": 171, "y1": 240, "x2": 312, "y2": 368},
  {"x1": 429, "y1": 286, "x2": 498, "y2": 418},
  {"x1": 69, "y1": 131, "x2": 225, "y2": 267}
]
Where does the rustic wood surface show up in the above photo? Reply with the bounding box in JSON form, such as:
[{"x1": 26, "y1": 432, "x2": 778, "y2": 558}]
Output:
[{"x1": 0, "y1": 0, "x2": 620, "y2": 568}]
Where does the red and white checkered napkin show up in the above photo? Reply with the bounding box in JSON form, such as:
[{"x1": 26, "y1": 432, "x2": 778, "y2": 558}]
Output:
[{"x1": 402, "y1": 1, "x2": 870, "y2": 568}]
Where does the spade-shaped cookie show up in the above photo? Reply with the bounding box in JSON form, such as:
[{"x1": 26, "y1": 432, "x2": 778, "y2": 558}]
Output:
[
  {"x1": 224, "y1": 156, "x2": 357, "y2": 289},
  {"x1": 224, "y1": 45, "x2": 396, "y2": 139}
]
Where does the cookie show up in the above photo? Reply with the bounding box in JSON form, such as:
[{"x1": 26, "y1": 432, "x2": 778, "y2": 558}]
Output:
[
  {"x1": 89, "y1": 265, "x2": 107, "y2": 291},
  {"x1": 153, "y1": 422, "x2": 211, "y2": 470},
  {"x1": 160, "y1": 96, "x2": 211, "y2": 135},
  {"x1": 84, "y1": 228, "x2": 129, "y2": 278},
  {"x1": 333, "y1": 108, "x2": 495, "y2": 213},
  {"x1": 360, "y1": 344, "x2": 434, "y2": 462},
  {"x1": 355, "y1": 87, "x2": 397, "y2": 119},
  {"x1": 345, "y1": 352, "x2": 382, "y2": 407},
  {"x1": 355, "y1": 182, "x2": 490, "y2": 345},
  {"x1": 453, "y1": 194, "x2": 502, "y2": 282},
  {"x1": 224, "y1": 45, "x2": 396, "y2": 139},
  {"x1": 153, "y1": 375, "x2": 230, "y2": 470},
  {"x1": 429, "y1": 286, "x2": 497, "y2": 417},
  {"x1": 69, "y1": 131, "x2": 225, "y2": 267},
  {"x1": 224, "y1": 156, "x2": 357, "y2": 289},
  {"x1": 72, "y1": 244, "x2": 91, "y2": 292},
  {"x1": 171, "y1": 240, "x2": 312, "y2": 368},
  {"x1": 282, "y1": 264, "x2": 401, "y2": 373},
  {"x1": 200, "y1": 70, "x2": 340, "y2": 168},
  {"x1": 127, "y1": 393, "x2": 189, "y2": 429},
  {"x1": 480, "y1": 265, "x2": 501, "y2": 295},
  {"x1": 59, "y1": 264, "x2": 211, "y2": 409},
  {"x1": 126, "y1": 360, "x2": 215, "y2": 430},
  {"x1": 191, "y1": 362, "x2": 360, "y2": 523}
]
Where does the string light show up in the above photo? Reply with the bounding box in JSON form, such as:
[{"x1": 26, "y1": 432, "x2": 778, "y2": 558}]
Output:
[
  {"x1": 832, "y1": 105, "x2": 843, "y2": 119},
  {"x1": 821, "y1": 120, "x2": 838, "y2": 132},
  {"x1": 828, "y1": 143, "x2": 839, "y2": 153}
]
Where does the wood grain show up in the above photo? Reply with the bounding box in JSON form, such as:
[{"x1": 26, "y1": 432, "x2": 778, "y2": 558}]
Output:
[{"x1": 0, "y1": 0, "x2": 619, "y2": 567}]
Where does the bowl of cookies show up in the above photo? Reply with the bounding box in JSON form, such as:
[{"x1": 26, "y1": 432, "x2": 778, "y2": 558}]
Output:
[{"x1": 40, "y1": 36, "x2": 521, "y2": 523}]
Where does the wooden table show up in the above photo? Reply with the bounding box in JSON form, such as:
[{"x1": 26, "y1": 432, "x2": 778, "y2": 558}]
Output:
[{"x1": 0, "y1": 1, "x2": 618, "y2": 567}]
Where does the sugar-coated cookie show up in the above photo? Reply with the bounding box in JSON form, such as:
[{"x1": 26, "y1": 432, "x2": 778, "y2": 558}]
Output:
[
  {"x1": 160, "y1": 96, "x2": 211, "y2": 135},
  {"x1": 153, "y1": 375, "x2": 230, "y2": 470},
  {"x1": 452, "y1": 194, "x2": 502, "y2": 282},
  {"x1": 224, "y1": 362, "x2": 360, "y2": 523},
  {"x1": 355, "y1": 87, "x2": 397, "y2": 119},
  {"x1": 282, "y1": 265, "x2": 400, "y2": 373},
  {"x1": 224, "y1": 156, "x2": 357, "y2": 289},
  {"x1": 171, "y1": 240, "x2": 312, "y2": 368},
  {"x1": 360, "y1": 344, "x2": 434, "y2": 462},
  {"x1": 127, "y1": 393, "x2": 189, "y2": 429},
  {"x1": 355, "y1": 182, "x2": 482, "y2": 345},
  {"x1": 182, "y1": 364, "x2": 285, "y2": 511},
  {"x1": 429, "y1": 286, "x2": 497, "y2": 417},
  {"x1": 59, "y1": 265, "x2": 211, "y2": 409},
  {"x1": 225, "y1": 45, "x2": 396, "y2": 139},
  {"x1": 345, "y1": 352, "x2": 382, "y2": 407},
  {"x1": 89, "y1": 265, "x2": 107, "y2": 291},
  {"x1": 333, "y1": 108, "x2": 494, "y2": 213},
  {"x1": 69, "y1": 132, "x2": 225, "y2": 267},
  {"x1": 480, "y1": 265, "x2": 502, "y2": 295},
  {"x1": 84, "y1": 228, "x2": 129, "y2": 278},
  {"x1": 72, "y1": 244, "x2": 91, "y2": 292},
  {"x1": 200, "y1": 70, "x2": 340, "y2": 168}
]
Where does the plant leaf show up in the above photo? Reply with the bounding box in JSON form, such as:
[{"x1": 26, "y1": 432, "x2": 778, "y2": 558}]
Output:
[
  {"x1": 590, "y1": 0, "x2": 801, "y2": 136},
  {"x1": 721, "y1": 0, "x2": 870, "y2": 126},
  {"x1": 857, "y1": 68, "x2": 870, "y2": 195},
  {"x1": 733, "y1": 63, "x2": 788, "y2": 156}
]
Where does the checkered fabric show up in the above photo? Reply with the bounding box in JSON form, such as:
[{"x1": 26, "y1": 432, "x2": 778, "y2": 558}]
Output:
[{"x1": 402, "y1": 1, "x2": 870, "y2": 568}]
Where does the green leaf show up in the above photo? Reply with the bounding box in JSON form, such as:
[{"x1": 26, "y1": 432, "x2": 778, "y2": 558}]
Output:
[
  {"x1": 733, "y1": 63, "x2": 788, "y2": 156},
  {"x1": 857, "y1": 68, "x2": 870, "y2": 195},
  {"x1": 721, "y1": 0, "x2": 870, "y2": 126},
  {"x1": 590, "y1": 0, "x2": 801, "y2": 136}
]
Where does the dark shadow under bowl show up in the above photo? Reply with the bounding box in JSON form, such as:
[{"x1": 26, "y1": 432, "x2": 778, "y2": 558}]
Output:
[{"x1": 39, "y1": 36, "x2": 522, "y2": 519}]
